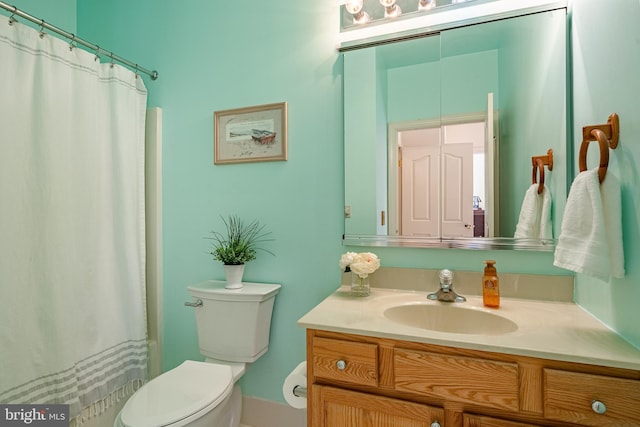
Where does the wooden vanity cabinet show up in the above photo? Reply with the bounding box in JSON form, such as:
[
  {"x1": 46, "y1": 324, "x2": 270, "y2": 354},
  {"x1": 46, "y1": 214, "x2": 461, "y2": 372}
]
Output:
[{"x1": 306, "y1": 329, "x2": 640, "y2": 427}]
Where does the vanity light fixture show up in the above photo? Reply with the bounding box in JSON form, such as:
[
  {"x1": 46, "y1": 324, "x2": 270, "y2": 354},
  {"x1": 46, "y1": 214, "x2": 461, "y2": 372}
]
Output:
[
  {"x1": 344, "y1": 0, "x2": 371, "y2": 24},
  {"x1": 379, "y1": 0, "x2": 402, "y2": 18},
  {"x1": 418, "y1": 0, "x2": 436, "y2": 11},
  {"x1": 339, "y1": 0, "x2": 560, "y2": 46}
]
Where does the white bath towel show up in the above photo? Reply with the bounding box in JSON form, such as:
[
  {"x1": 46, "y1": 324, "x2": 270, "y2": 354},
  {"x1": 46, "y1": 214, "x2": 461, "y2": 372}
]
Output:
[
  {"x1": 554, "y1": 169, "x2": 625, "y2": 281},
  {"x1": 514, "y1": 184, "x2": 553, "y2": 239}
]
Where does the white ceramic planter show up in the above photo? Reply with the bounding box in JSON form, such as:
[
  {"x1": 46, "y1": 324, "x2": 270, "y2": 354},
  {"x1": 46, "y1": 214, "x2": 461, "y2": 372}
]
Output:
[{"x1": 223, "y1": 264, "x2": 245, "y2": 289}]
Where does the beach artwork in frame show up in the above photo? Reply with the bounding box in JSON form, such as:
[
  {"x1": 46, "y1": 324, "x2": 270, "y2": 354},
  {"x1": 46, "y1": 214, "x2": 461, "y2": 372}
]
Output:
[{"x1": 214, "y1": 102, "x2": 288, "y2": 164}]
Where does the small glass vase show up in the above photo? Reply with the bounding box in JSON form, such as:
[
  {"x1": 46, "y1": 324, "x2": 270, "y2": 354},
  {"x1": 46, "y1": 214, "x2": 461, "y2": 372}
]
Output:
[{"x1": 350, "y1": 272, "x2": 371, "y2": 297}]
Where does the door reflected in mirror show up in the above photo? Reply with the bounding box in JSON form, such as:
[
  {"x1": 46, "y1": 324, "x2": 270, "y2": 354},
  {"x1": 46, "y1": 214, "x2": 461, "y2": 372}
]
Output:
[
  {"x1": 343, "y1": 9, "x2": 568, "y2": 249},
  {"x1": 389, "y1": 110, "x2": 495, "y2": 239}
]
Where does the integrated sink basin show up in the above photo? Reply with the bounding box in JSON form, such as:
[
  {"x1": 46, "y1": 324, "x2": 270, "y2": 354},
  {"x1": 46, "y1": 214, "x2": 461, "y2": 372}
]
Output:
[{"x1": 383, "y1": 303, "x2": 518, "y2": 335}]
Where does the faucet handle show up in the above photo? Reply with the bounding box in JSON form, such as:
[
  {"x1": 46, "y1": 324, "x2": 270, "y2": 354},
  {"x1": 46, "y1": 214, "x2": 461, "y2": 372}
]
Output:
[
  {"x1": 439, "y1": 269, "x2": 453, "y2": 285},
  {"x1": 428, "y1": 269, "x2": 465, "y2": 302}
]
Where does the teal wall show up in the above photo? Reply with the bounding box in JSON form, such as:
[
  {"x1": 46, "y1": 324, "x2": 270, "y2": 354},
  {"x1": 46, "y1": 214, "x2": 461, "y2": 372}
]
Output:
[
  {"x1": 441, "y1": 51, "x2": 498, "y2": 117},
  {"x1": 496, "y1": 9, "x2": 568, "y2": 237},
  {"x1": 387, "y1": 61, "x2": 441, "y2": 122},
  {"x1": 75, "y1": 0, "x2": 345, "y2": 403},
  {"x1": 0, "y1": 0, "x2": 76, "y2": 31},
  {"x1": 345, "y1": 49, "x2": 378, "y2": 235},
  {"x1": 6, "y1": 0, "x2": 638, "y2": 406},
  {"x1": 571, "y1": 0, "x2": 640, "y2": 347}
]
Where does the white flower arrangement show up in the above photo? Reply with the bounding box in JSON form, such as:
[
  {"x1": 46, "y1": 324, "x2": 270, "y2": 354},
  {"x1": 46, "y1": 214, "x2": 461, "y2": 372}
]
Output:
[{"x1": 339, "y1": 252, "x2": 380, "y2": 278}]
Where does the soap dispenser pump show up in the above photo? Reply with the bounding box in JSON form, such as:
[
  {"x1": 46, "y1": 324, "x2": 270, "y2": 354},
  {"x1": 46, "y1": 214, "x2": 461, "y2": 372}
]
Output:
[{"x1": 482, "y1": 260, "x2": 500, "y2": 308}]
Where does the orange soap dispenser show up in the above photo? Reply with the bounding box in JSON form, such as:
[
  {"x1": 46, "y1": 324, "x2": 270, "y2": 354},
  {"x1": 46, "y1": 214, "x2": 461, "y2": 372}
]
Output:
[{"x1": 482, "y1": 260, "x2": 500, "y2": 308}]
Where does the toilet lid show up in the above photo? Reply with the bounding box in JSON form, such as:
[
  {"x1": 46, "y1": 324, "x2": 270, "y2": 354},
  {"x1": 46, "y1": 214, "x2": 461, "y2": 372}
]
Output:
[{"x1": 120, "y1": 360, "x2": 234, "y2": 427}]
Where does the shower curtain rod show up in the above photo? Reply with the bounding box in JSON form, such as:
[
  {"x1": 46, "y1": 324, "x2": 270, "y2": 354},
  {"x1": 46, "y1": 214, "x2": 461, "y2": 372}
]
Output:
[{"x1": 0, "y1": 2, "x2": 159, "y2": 80}]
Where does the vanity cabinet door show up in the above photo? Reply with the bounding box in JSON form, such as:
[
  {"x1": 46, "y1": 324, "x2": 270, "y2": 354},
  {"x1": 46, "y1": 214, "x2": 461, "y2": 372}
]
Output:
[
  {"x1": 543, "y1": 369, "x2": 640, "y2": 426},
  {"x1": 312, "y1": 385, "x2": 445, "y2": 427},
  {"x1": 463, "y1": 414, "x2": 543, "y2": 427}
]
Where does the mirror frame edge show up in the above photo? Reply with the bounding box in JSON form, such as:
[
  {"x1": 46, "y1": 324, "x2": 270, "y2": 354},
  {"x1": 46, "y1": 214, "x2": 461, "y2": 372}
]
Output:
[{"x1": 343, "y1": 235, "x2": 556, "y2": 252}]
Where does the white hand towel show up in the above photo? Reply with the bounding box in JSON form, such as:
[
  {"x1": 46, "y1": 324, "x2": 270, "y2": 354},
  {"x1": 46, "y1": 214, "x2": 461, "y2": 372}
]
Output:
[
  {"x1": 514, "y1": 184, "x2": 553, "y2": 239},
  {"x1": 600, "y1": 171, "x2": 625, "y2": 279},
  {"x1": 553, "y1": 169, "x2": 624, "y2": 280}
]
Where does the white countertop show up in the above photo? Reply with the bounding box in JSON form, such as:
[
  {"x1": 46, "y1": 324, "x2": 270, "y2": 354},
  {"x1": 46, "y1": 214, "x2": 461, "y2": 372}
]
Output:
[{"x1": 298, "y1": 287, "x2": 640, "y2": 371}]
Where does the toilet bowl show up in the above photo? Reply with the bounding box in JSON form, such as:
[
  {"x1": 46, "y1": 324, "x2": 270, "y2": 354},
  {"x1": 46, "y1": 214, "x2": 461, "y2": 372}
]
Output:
[{"x1": 114, "y1": 281, "x2": 280, "y2": 427}]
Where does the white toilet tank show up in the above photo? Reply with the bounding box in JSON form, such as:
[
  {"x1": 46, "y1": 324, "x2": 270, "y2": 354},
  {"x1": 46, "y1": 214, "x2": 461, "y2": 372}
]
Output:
[{"x1": 187, "y1": 281, "x2": 281, "y2": 362}]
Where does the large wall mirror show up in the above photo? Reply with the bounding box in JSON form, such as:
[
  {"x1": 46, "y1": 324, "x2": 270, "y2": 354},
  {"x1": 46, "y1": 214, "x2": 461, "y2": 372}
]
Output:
[{"x1": 343, "y1": 8, "x2": 568, "y2": 250}]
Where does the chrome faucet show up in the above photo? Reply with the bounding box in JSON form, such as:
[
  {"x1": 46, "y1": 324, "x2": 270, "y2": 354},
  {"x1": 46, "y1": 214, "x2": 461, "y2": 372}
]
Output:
[{"x1": 427, "y1": 269, "x2": 466, "y2": 302}]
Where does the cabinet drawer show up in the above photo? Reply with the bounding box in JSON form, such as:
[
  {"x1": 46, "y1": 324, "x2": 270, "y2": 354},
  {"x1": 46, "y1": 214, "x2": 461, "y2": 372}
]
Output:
[
  {"x1": 312, "y1": 337, "x2": 378, "y2": 387},
  {"x1": 544, "y1": 368, "x2": 640, "y2": 426},
  {"x1": 463, "y1": 413, "x2": 543, "y2": 427},
  {"x1": 395, "y1": 348, "x2": 519, "y2": 411}
]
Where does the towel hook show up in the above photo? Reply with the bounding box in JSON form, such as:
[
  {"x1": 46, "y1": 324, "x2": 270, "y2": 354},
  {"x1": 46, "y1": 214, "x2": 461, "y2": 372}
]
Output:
[
  {"x1": 579, "y1": 113, "x2": 620, "y2": 183},
  {"x1": 531, "y1": 149, "x2": 553, "y2": 194}
]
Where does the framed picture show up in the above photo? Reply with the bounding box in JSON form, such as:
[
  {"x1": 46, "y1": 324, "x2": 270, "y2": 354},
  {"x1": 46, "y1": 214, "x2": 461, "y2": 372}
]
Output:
[{"x1": 214, "y1": 102, "x2": 288, "y2": 164}]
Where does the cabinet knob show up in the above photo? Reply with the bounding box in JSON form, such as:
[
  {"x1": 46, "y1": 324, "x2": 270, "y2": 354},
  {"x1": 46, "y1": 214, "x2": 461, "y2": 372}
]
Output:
[
  {"x1": 336, "y1": 360, "x2": 346, "y2": 370},
  {"x1": 430, "y1": 421, "x2": 441, "y2": 427},
  {"x1": 591, "y1": 400, "x2": 607, "y2": 414}
]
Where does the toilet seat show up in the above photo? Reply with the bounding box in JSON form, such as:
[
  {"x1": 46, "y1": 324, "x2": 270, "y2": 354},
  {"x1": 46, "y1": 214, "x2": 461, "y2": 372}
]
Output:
[{"x1": 120, "y1": 360, "x2": 234, "y2": 427}]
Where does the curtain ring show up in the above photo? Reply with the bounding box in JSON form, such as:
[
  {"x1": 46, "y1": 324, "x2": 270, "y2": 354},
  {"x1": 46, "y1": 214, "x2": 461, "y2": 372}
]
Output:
[
  {"x1": 39, "y1": 19, "x2": 46, "y2": 38},
  {"x1": 109, "y1": 52, "x2": 115, "y2": 68},
  {"x1": 134, "y1": 64, "x2": 139, "y2": 79},
  {"x1": 7, "y1": 4, "x2": 18, "y2": 25},
  {"x1": 69, "y1": 34, "x2": 76, "y2": 51},
  {"x1": 94, "y1": 45, "x2": 101, "y2": 62}
]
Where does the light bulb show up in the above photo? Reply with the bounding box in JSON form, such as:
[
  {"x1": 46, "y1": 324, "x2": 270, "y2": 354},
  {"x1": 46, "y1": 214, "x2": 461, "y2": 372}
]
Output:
[
  {"x1": 353, "y1": 11, "x2": 370, "y2": 24},
  {"x1": 379, "y1": 0, "x2": 401, "y2": 18},
  {"x1": 385, "y1": 4, "x2": 401, "y2": 18},
  {"x1": 418, "y1": 0, "x2": 436, "y2": 11},
  {"x1": 344, "y1": 0, "x2": 364, "y2": 14},
  {"x1": 344, "y1": 0, "x2": 370, "y2": 25}
]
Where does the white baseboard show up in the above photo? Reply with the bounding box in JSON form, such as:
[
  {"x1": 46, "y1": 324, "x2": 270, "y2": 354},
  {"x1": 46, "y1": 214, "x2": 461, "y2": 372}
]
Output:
[{"x1": 241, "y1": 396, "x2": 306, "y2": 427}]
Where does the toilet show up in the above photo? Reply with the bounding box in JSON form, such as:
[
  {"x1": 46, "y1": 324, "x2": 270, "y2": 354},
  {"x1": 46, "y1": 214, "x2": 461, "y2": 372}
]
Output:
[{"x1": 115, "y1": 281, "x2": 281, "y2": 427}]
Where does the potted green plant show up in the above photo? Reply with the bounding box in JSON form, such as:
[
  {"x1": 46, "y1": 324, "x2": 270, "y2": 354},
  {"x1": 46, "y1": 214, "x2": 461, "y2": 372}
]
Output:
[{"x1": 208, "y1": 214, "x2": 274, "y2": 288}]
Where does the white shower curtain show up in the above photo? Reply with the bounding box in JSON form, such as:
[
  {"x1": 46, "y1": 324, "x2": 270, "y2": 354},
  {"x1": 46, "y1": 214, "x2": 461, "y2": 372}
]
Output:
[{"x1": 0, "y1": 18, "x2": 148, "y2": 423}]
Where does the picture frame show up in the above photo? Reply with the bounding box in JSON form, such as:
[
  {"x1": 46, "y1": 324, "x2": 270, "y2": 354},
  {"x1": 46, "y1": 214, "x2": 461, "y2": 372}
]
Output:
[{"x1": 214, "y1": 102, "x2": 288, "y2": 164}]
